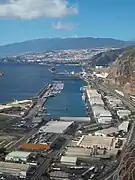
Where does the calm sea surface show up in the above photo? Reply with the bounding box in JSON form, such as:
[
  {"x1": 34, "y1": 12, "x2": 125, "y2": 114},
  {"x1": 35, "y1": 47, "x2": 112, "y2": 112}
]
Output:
[{"x1": 0, "y1": 63, "x2": 87, "y2": 116}]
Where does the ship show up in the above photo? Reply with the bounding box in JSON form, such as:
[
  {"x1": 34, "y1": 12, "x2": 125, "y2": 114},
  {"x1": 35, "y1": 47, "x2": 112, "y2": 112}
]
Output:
[
  {"x1": 0, "y1": 72, "x2": 4, "y2": 76},
  {"x1": 48, "y1": 67, "x2": 55, "y2": 73}
]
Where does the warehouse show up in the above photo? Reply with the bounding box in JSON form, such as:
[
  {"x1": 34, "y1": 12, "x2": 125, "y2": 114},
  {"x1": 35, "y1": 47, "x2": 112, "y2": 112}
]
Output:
[
  {"x1": 0, "y1": 161, "x2": 30, "y2": 178},
  {"x1": 60, "y1": 116, "x2": 91, "y2": 123},
  {"x1": 117, "y1": 110, "x2": 131, "y2": 119},
  {"x1": 92, "y1": 105, "x2": 109, "y2": 118},
  {"x1": 97, "y1": 116, "x2": 112, "y2": 124},
  {"x1": 105, "y1": 96, "x2": 123, "y2": 109},
  {"x1": 94, "y1": 127, "x2": 118, "y2": 137},
  {"x1": 118, "y1": 121, "x2": 129, "y2": 132},
  {"x1": 86, "y1": 86, "x2": 104, "y2": 106},
  {"x1": 60, "y1": 156, "x2": 77, "y2": 166},
  {"x1": 65, "y1": 147, "x2": 92, "y2": 158},
  {"x1": 77, "y1": 135, "x2": 115, "y2": 149},
  {"x1": 38, "y1": 120, "x2": 73, "y2": 134},
  {"x1": 92, "y1": 105, "x2": 112, "y2": 124},
  {"x1": 5, "y1": 151, "x2": 31, "y2": 163}
]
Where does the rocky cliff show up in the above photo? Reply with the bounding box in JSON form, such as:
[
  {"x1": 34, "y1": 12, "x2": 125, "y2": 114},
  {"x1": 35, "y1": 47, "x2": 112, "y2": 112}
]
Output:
[{"x1": 107, "y1": 47, "x2": 135, "y2": 95}]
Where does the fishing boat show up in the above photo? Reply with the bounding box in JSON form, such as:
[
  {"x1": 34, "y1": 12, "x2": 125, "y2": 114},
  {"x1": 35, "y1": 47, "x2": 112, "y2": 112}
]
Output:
[{"x1": 0, "y1": 72, "x2": 4, "y2": 76}]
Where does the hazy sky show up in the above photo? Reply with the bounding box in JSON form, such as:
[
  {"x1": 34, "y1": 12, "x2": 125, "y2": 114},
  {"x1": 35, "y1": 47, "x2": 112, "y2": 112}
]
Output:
[{"x1": 0, "y1": 0, "x2": 135, "y2": 45}]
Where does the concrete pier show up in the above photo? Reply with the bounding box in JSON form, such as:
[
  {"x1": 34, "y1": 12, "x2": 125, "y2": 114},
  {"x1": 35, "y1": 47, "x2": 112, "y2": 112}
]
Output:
[{"x1": 24, "y1": 83, "x2": 57, "y2": 119}]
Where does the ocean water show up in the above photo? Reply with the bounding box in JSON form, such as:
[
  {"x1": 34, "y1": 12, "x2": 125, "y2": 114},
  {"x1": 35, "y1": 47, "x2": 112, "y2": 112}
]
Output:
[{"x1": 0, "y1": 63, "x2": 87, "y2": 116}]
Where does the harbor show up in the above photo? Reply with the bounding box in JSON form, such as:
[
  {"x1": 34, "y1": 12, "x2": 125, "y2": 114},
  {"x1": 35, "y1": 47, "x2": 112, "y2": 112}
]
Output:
[{"x1": 0, "y1": 64, "x2": 133, "y2": 180}]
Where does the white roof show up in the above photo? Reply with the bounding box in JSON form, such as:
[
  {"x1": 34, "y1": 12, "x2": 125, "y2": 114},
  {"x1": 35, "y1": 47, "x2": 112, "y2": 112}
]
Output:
[
  {"x1": 98, "y1": 117, "x2": 112, "y2": 124},
  {"x1": 61, "y1": 156, "x2": 77, "y2": 163},
  {"x1": 99, "y1": 111, "x2": 112, "y2": 117},
  {"x1": 92, "y1": 106, "x2": 112, "y2": 118},
  {"x1": 0, "y1": 161, "x2": 29, "y2": 171},
  {"x1": 117, "y1": 110, "x2": 131, "y2": 114},
  {"x1": 78, "y1": 135, "x2": 113, "y2": 148},
  {"x1": 6, "y1": 151, "x2": 31, "y2": 158},
  {"x1": 60, "y1": 117, "x2": 91, "y2": 122},
  {"x1": 95, "y1": 127, "x2": 118, "y2": 135},
  {"x1": 0, "y1": 105, "x2": 12, "y2": 110},
  {"x1": 65, "y1": 147, "x2": 93, "y2": 157},
  {"x1": 39, "y1": 121, "x2": 73, "y2": 134},
  {"x1": 118, "y1": 121, "x2": 129, "y2": 132}
]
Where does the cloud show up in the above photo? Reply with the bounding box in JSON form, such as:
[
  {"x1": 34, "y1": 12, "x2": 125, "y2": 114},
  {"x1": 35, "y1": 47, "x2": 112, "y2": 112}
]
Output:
[
  {"x1": 0, "y1": 0, "x2": 78, "y2": 19},
  {"x1": 53, "y1": 21, "x2": 77, "y2": 30}
]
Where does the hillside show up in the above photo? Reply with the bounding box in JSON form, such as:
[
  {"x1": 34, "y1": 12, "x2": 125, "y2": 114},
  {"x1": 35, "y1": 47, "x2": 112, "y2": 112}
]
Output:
[
  {"x1": 107, "y1": 47, "x2": 135, "y2": 95},
  {"x1": 0, "y1": 37, "x2": 133, "y2": 57},
  {"x1": 91, "y1": 48, "x2": 125, "y2": 66}
]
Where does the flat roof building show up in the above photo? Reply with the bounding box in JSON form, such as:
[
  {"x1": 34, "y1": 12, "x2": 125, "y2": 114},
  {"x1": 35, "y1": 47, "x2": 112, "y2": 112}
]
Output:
[
  {"x1": 65, "y1": 147, "x2": 92, "y2": 158},
  {"x1": 5, "y1": 151, "x2": 31, "y2": 163},
  {"x1": 118, "y1": 121, "x2": 129, "y2": 132},
  {"x1": 60, "y1": 117, "x2": 91, "y2": 123},
  {"x1": 77, "y1": 135, "x2": 114, "y2": 149},
  {"x1": 60, "y1": 156, "x2": 77, "y2": 166},
  {"x1": 95, "y1": 127, "x2": 118, "y2": 137},
  {"x1": 38, "y1": 121, "x2": 73, "y2": 134},
  {"x1": 0, "y1": 161, "x2": 30, "y2": 179},
  {"x1": 117, "y1": 110, "x2": 131, "y2": 119}
]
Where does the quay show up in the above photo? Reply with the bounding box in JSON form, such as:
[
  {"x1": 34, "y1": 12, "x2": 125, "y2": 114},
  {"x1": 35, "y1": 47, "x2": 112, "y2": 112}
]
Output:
[{"x1": 24, "y1": 82, "x2": 61, "y2": 120}]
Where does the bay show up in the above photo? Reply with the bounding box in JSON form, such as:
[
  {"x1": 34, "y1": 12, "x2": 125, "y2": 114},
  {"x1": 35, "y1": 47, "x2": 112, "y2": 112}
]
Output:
[{"x1": 0, "y1": 63, "x2": 87, "y2": 116}]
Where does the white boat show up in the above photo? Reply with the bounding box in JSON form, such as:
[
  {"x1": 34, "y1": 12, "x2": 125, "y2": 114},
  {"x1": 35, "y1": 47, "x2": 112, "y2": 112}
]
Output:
[{"x1": 82, "y1": 93, "x2": 85, "y2": 101}]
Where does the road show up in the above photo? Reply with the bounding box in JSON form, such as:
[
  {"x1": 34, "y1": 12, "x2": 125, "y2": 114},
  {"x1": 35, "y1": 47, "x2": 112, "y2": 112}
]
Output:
[{"x1": 30, "y1": 158, "x2": 52, "y2": 180}]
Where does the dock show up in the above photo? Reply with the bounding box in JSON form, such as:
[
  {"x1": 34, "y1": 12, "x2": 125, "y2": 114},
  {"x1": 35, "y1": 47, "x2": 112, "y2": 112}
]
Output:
[{"x1": 24, "y1": 81, "x2": 64, "y2": 120}]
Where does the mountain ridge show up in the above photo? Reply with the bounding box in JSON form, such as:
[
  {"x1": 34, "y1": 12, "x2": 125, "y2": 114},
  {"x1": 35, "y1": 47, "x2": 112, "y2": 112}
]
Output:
[{"x1": 0, "y1": 37, "x2": 134, "y2": 57}]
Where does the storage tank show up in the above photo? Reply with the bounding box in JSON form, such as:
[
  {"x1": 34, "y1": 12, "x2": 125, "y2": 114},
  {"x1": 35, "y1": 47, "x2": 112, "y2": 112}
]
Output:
[{"x1": 19, "y1": 143, "x2": 50, "y2": 151}]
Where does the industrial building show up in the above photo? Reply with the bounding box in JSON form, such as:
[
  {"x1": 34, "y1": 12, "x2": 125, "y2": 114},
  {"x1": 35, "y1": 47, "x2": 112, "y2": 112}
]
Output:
[
  {"x1": 85, "y1": 86, "x2": 112, "y2": 124},
  {"x1": 65, "y1": 135, "x2": 126, "y2": 159},
  {"x1": 65, "y1": 147, "x2": 92, "y2": 158},
  {"x1": 94, "y1": 127, "x2": 118, "y2": 137},
  {"x1": 38, "y1": 120, "x2": 73, "y2": 134},
  {"x1": 105, "y1": 96, "x2": 123, "y2": 109},
  {"x1": 0, "y1": 161, "x2": 30, "y2": 179},
  {"x1": 5, "y1": 151, "x2": 31, "y2": 163},
  {"x1": 60, "y1": 116, "x2": 91, "y2": 123},
  {"x1": 117, "y1": 110, "x2": 131, "y2": 119},
  {"x1": 19, "y1": 143, "x2": 50, "y2": 151},
  {"x1": 118, "y1": 121, "x2": 129, "y2": 132},
  {"x1": 60, "y1": 156, "x2": 77, "y2": 166},
  {"x1": 50, "y1": 171, "x2": 69, "y2": 180},
  {"x1": 92, "y1": 105, "x2": 112, "y2": 124},
  {"x1": 77, "y1": 135, "x2": 115, "y2": 149},
  {"x1": 86, "y1": 87, "x2": 104, "y2": 107}
]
